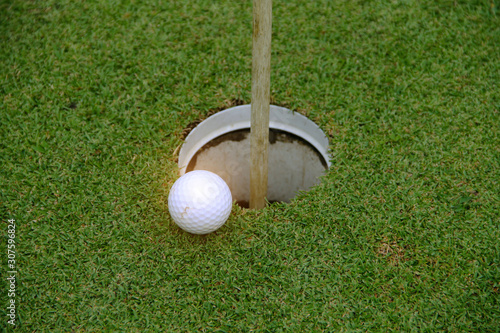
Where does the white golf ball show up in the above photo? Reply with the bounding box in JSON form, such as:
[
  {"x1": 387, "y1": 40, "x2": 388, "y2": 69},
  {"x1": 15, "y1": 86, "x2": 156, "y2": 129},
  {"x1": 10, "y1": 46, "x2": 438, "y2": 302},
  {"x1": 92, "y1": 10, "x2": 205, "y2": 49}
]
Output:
[{"x1": 168, "y1": 170, "x2": 232, "y2": 235}]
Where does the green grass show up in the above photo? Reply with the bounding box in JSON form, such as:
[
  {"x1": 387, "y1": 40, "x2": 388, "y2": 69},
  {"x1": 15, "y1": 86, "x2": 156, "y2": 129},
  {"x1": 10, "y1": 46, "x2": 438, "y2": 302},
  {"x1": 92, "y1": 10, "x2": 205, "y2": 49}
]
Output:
[{"x1": 1, "y1": 0, "x2": 499, "y2": 331}]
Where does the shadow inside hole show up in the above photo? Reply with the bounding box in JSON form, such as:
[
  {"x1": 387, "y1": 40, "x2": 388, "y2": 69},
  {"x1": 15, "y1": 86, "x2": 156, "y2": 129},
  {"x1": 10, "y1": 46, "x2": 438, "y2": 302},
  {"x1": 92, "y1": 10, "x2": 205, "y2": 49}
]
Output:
[{"x1": 186, "y1": 129, "x2": 328, "y2": 208}]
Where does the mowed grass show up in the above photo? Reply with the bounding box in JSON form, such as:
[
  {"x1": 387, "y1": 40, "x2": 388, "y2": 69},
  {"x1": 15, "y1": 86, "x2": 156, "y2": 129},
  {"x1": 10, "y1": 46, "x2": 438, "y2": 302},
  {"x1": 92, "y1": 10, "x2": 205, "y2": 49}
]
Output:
[{"x1": 1, "y1": 0, "x2": 499, "y2": 331}]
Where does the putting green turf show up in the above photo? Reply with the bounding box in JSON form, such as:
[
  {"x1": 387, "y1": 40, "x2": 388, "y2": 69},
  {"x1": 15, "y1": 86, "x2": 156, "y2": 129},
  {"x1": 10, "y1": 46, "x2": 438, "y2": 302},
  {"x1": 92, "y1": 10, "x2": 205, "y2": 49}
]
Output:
[{"x1": 1, "y1": 0, "x2": 499, "y2": 331}]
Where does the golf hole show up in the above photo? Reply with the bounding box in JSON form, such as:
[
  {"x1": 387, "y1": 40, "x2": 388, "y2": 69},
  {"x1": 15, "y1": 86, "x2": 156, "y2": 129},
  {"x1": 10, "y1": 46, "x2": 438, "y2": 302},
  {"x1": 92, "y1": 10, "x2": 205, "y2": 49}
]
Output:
[{"x1": 178, "y1": 105, "x2": 331, "y2": 208}]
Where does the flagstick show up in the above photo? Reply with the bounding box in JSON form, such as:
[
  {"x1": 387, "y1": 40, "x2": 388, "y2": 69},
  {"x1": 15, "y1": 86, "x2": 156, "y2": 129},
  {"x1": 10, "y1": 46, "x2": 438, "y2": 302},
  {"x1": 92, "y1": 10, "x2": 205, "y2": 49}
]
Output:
[{"x1": 250, "y1": 0, "x2": 272, "y2": 209}]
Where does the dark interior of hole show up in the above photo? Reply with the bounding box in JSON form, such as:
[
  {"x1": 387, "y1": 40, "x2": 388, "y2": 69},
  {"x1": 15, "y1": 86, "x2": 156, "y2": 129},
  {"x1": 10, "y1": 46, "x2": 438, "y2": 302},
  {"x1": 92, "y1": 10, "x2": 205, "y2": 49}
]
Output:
[
  {"x1": 186, "y1": 128, "x2": 328, "y2": 173},
  {"x1": 235, "y1": 200, "x2": 282, "y2": 209},
  {"x1": 185, "y1": 128, "x2": 328, "y2": 208}
]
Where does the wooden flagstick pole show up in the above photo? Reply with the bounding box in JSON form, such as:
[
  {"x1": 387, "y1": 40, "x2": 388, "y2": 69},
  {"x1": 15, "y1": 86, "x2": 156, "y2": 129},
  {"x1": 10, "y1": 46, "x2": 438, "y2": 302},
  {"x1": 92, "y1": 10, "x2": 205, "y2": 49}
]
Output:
[{"x1": 250, "y1": 0, "x2": 272, "y2": 209}]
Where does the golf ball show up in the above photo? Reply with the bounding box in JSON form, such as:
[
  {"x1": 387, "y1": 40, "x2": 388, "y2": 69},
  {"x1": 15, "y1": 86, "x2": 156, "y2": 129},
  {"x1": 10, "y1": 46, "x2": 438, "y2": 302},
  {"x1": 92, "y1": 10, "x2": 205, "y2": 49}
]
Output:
[{"x1": 168, "y1": 170, "x2": 232, "y2": 235}]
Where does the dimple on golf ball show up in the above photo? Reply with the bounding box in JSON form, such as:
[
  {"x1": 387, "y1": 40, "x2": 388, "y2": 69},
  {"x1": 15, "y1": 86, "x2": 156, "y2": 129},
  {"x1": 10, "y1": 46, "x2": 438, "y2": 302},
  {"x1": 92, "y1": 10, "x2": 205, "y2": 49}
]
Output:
[{"x1": 168, "y1": 170, "x2": 232, "y2": 235}]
